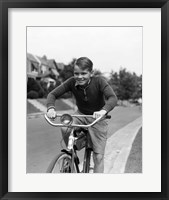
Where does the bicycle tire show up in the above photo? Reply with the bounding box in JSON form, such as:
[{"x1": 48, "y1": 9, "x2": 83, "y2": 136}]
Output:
[{"x1": 46, "y1": 152, "x2": 77, "y2": 173}]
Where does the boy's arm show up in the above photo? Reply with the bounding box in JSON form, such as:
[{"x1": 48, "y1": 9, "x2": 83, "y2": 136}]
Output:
[
  {"x1": 99, "y1": 77, "x2": 118, "y2": 113},
  {"x1": 46, "y1": 78, "x2": 73, "y2": 110}
]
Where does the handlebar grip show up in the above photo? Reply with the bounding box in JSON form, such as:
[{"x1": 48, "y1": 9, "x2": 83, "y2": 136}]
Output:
[{"x1": 105, "y1": 115, "x2": 111, "y2": 119}]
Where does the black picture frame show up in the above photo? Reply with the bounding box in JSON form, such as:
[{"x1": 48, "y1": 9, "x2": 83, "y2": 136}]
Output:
[{"x1": 0, "y1": 0, "x2": 169, "y2": 199}]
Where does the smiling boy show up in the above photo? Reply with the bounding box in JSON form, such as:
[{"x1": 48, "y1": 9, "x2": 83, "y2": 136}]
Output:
[{"x1": 47, "y1": 57, "x2": 117, "y2": 173}]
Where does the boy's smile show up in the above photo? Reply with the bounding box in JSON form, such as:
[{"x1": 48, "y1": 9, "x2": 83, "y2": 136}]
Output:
[{"x1": 74, "y1": 65, "x2": 92, "y2": 86}]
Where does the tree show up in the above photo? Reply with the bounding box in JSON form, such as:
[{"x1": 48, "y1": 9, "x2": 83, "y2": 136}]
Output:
[
  {"x1": 93, "y1": 69, "x2": 102, "y2": 76},
  {"x1": 131, "y1": 74, "x2": 142, "y2": 100},
  {"x1": 59, "y1": 58, "x2": 76, "y2": 81},
  {"x1": 108, "y1": 71, "x2": 120, "y2": 96},
  {"x1": 108, "y1": 68, "x2": 142, "y2": 101}
]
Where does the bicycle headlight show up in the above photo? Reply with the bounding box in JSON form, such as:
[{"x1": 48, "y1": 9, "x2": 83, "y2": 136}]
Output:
[{"x1": 60, "y1": 114, "x2": 73, "y2": 125}]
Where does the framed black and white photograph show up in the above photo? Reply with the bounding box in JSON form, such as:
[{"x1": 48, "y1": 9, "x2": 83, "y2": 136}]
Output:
[
  {"x1": 0, "y1": 0, "x2": 169, "y2": 199},
  {"x1": 27, "y1": 25, "x2": 142, "y2": 175}
]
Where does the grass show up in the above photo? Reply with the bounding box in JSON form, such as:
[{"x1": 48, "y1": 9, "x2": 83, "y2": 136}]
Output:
[{"x1": 124, "y1": 127, "x2": 142, "y2": 173}]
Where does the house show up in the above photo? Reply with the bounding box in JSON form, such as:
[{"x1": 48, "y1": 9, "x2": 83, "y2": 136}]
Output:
[
  {"x1": 36, "y1": 55, "x2": 59, "y2": 79},
  {"x1": 27, "y1": 53, "x2": 39, "y2": 78},
  {"x1": 27, "y1": 52, "x2": 59, "y2": 76},
  {"x1": 27, "y1": 53, "x2": 60, "y2": 89},
  {"x1": 55, "y1": 62, "x2": 64, "y2": 72}
]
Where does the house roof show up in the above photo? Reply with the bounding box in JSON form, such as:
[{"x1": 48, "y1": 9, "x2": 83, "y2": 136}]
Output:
[
  {"x1": 27, "y1": 53, "x2": 57, "y2": 68},
  {"x1": 27, "y1": 53, "x2": 39, "y2": 63},
  {"x1": 56, "y1": 62, "x2": 64, "y2": 71},
  {"x1": 47, "y1": 59, "x2": 57, "y2": 69},
  {"x1": 36, "y1": 56, "x2": 58, "y2": 70},
  {"x1": 51, "y1": 68, "x2": 59, "y2": 76},
  {"x1": 27, "y1": 53, "x2": 60, "y2": 77},
  {"x1": 37, "y1": 56, "x2": 48, "y2": 66}
]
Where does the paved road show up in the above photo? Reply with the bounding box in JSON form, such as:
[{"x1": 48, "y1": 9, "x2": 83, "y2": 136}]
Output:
[
  {"x1": 27, "y1": 106, "x2": 142, "y2": 173},
  {"x1": 27, "y1": 116, "x2": 85, "y2": 173},
  {"x1": 27, "y1": 116, "x2": 63, "y2": 172}
]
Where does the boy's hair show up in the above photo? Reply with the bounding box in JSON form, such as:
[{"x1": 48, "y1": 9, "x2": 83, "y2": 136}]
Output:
[{"x1": 74, "y1": 57, "x2": 93, "y2": 72}]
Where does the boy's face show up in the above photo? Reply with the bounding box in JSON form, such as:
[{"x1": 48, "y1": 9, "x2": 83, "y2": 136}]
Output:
[{"x1": 74, "y1": 65, "x2": 92, "y2": 86}]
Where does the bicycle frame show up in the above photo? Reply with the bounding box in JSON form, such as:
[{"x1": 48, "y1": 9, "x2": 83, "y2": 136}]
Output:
[{"x1": 60, "y1": 148, "x2": 80, "y2": 173}]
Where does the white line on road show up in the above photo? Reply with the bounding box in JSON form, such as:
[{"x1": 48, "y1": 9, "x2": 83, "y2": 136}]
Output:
[{"x1": 28, "y1": 99, "x2": 46, "y2": 112}]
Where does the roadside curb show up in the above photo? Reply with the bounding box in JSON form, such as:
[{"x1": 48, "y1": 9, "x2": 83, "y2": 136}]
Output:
[
  {"x1": 78, "y1": 117, "x2": 142, "y2": 174},
  {"x1": 104, "y1": 117, "x2": 142, "y2": 173}
]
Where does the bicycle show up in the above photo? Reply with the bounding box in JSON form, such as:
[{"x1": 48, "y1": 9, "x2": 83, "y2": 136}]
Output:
[{"x1": 44, "y1": 113, "x2": 111, "y2": 173}]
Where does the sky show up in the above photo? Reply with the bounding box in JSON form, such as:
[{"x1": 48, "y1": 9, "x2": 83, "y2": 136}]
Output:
[{"x1": 27, "y1": 26, "x2": 142, "y2": 75}]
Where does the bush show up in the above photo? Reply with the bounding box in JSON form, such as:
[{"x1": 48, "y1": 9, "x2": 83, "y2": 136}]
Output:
[
  {"x1": 27, "y1": 78, "x2": 45, "y2": 98},
  {"x1": 39, "y1": 81, "x2": 48, "y2": 98},
  {"x1": 27, "y1": 90, "x2": 39, "y2": 99}
]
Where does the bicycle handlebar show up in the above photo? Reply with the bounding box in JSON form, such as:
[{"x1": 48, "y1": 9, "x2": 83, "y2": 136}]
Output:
[{"x1": 44, "y1": 113, "x2": 111, "y2": 128}]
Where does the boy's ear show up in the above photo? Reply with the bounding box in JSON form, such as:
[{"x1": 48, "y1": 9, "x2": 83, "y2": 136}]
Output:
[{"x1": 90, "y1": 70, "x2": 94, "y2": 77}]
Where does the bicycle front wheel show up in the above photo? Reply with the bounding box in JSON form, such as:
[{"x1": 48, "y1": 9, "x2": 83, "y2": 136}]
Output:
[{"x1": 46, "y1": 152, "x2": 77, "y2": 173}]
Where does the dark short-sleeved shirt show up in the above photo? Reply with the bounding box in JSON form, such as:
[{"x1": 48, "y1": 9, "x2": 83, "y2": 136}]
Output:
[{"x1": 47, "y1": 76, "x2": 117, "y2": 115}]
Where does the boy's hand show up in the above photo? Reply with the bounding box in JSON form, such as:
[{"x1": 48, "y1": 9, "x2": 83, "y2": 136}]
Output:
[
  {"x1": 93, "y1": 110, "x2": 107, "y2": 119},
  {"x1": 47, "y1": 108, "x2": 57, "y2": 120}
]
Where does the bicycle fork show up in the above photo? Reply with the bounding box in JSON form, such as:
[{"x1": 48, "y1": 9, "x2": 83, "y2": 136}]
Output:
[{"x1": 83, "y1": 148, "x2": 92, "y2": 173}]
